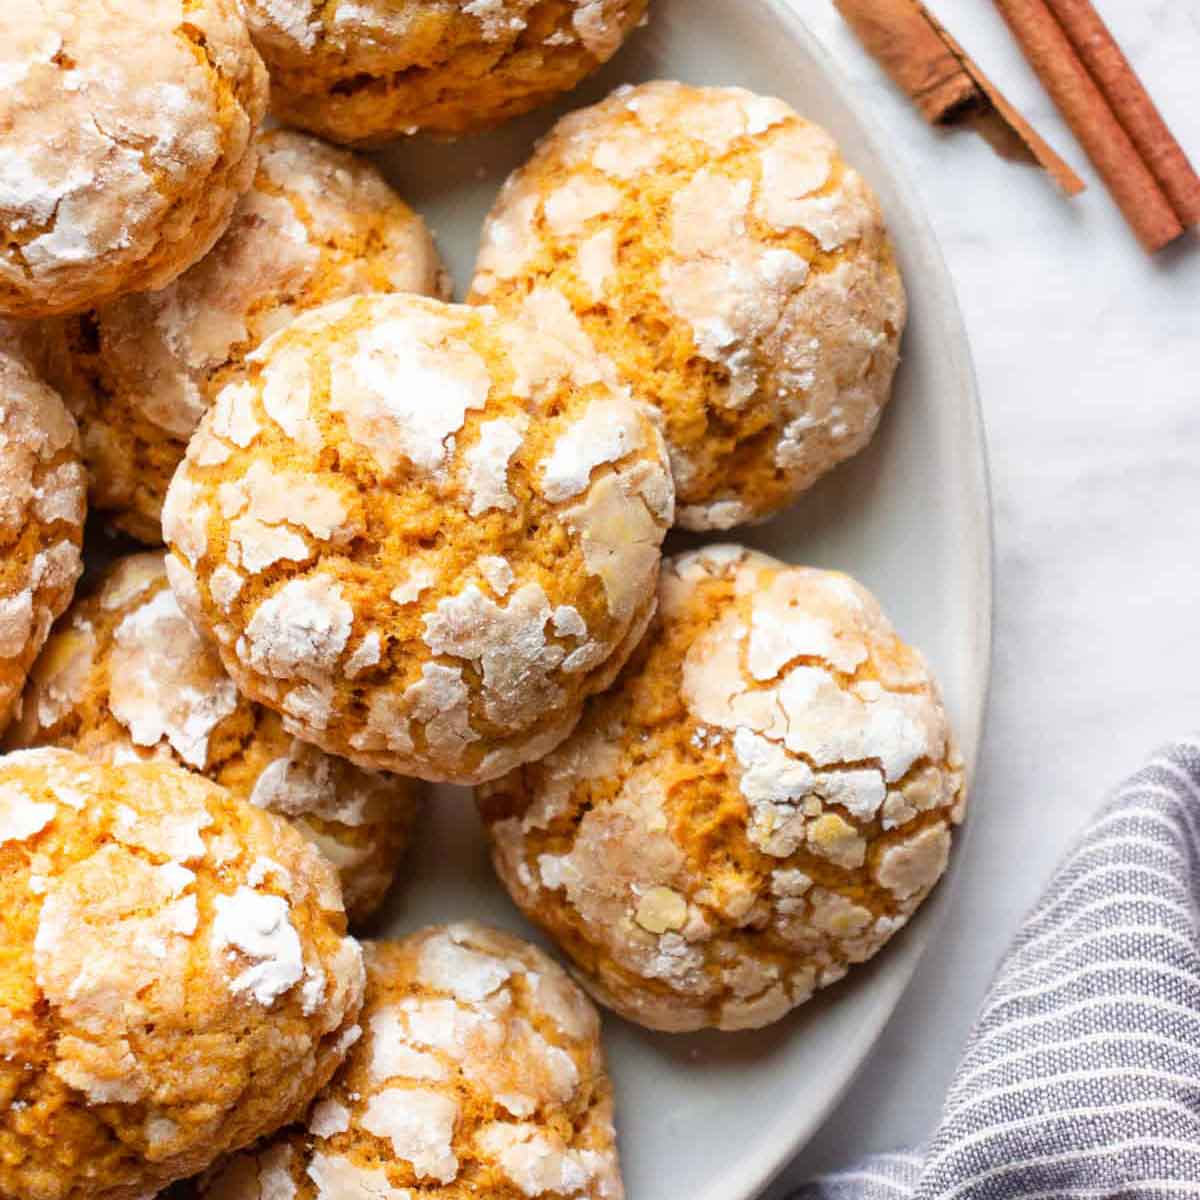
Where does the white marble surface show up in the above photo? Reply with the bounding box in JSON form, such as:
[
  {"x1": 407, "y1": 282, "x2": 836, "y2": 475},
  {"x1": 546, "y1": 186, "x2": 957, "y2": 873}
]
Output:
[{"x1": 770, "y1": 1, "x2": 1200, "y2": 1192}]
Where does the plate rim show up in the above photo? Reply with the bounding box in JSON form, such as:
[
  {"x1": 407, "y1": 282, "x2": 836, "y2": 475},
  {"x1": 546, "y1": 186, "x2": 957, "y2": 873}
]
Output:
[{"x1": 712, "y1": 3, "x2": 996, "y2": 1196}]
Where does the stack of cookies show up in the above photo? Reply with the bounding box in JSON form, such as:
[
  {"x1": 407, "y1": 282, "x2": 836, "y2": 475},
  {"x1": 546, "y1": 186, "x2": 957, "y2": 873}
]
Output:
[{"x1": 0, "y1": 3, "x2": 965, "y2": 1197}]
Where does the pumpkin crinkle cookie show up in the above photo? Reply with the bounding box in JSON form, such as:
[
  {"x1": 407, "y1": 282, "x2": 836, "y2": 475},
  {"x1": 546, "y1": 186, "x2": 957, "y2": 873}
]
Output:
[
  {"x1": 0, "y1": 747, "x2": 365, "y2": 1200},
  {"x1": 242, "y1": 0, "x2": 650, "y2": 144},
  {"x1": 175, "y1": 923, "x2": 622, "y2": 1198},
  {"x1": 0, "y1": 0, "x2": 268, "y2": 318},
  {"x1": 478, "y1": 546, "x2": 965, "y2": 1032},
  {"x1": 39, "y1": 128, "x2": 450, "y2": 543},
  {"x1": 162, "y1": 292, "x2": 674, "y2": 784},
  {"x1": 471, "y1": 80, "x2": 908, "y2": 531},
  {"x1": 6, "y1": 552, "x2": 423, "y2": 926},
  {"x1": 0, "y1": 342, "x2": 86, "y2": 736}
]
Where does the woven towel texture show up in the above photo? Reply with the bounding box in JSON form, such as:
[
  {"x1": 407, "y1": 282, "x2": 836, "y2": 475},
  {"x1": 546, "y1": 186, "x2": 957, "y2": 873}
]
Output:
[{"x1": 793, "y1": 737, "x2": 1200, "y2": 1200}]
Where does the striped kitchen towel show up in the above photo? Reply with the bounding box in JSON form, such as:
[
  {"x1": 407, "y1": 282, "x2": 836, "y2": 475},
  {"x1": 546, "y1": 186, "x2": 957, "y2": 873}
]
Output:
[{"x1": 792, "y1": 736, "x2": 1200, "y2": 1200}]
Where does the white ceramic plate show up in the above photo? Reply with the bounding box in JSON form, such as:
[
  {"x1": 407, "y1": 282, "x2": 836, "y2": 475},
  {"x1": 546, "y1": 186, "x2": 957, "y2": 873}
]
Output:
[{"x1": 371, "y1": 4, "x2": 993, "y2": 1198}]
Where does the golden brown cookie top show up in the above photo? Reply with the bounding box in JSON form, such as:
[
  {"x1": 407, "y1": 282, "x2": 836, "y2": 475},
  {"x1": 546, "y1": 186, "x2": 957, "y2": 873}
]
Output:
[
  {"x1": 0, "y1": 0, "x2": 268, "y2": 317},
  {"x1": 81, "y1": 127, "x2": 450, "y2": 449},
  {"x1": 0, "y1": 748, "x2": 364, "y2": 1200},
  {"x1": 188, "y1": 923, "x2": 622, "y2": 1199},
  {"x1": 0, "y1": 345, "x2": 86, "y2": 734},
  {"x1": 41, "y1": 128, "x2": 448, "y2": 543},
  {"x1": 242, "y1": 0, "x2": 649, "y2": 141},
  {"x1": 471, "y1": 81, "x2": 907, "y2": 531},
  {"x1": 7, "y1": 551, "x2": 423, "y2": 924},
  {"x1": 250, "y1": 0, "x2": 634, "y2": 57},
  {"x1": 163, "y1": 293, "x2": 673, "y2": 784},
  {"x1": 480, "y1": 546, "x2": 964, "y2": 1032}
]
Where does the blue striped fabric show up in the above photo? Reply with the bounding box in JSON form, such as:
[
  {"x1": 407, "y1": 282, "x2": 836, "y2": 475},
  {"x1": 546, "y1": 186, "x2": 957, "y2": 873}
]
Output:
[{"x1": 792, "y1": 737, "x2": 1200, "y2": 1200}]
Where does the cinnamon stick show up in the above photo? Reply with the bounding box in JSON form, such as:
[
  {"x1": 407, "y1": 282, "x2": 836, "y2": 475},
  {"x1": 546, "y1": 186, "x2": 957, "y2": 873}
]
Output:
[
  {"x1": 992, "y1": 0, "x2": 1184, "y2": 252},
  {"x1": 832, "y1": 0, "x2": 978, "y2": 124},
  {"x1": 834, "y1": 0, "x2": 1085, "y2": 196},
  {"x1": 921, "y1": 7, "x2": 1085, "y2": 197},
  {"x1": 1043, "y1": 0, "x2": 1200, "y2": 226}
]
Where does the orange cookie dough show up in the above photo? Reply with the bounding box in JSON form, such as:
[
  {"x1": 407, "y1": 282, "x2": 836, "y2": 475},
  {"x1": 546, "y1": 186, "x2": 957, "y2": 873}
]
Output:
[
  {"x1": 242, "y1": 0, "x2": 649, "y2": 144},
  {"x1": 40, "y1": 130, "x2": 450, "y2": 543},
  {"x1": 180, "y1": 923, "x2": 623, "y2": 1199},
  {"x1": 7, "y1": 552, "x2": 423, "y2": 925},
  {"x1": 162, "y1": 293, "x2": 674, "y2": 784},
  {"x1": 0, "y1": 0, "x2": 268, "y2": 318},
  {"x1": 479, "y1": 546, "x2": 965, "y2": 1032},
  {"x1": 0, "y1": 343, "x2": 86, "y2": 736},
  {"x1": 471, "y1": 81, "x2": 907, "y2": 531},
  {"x1": 0, "y1": 747, "x2": 365, "y2": 1200}
]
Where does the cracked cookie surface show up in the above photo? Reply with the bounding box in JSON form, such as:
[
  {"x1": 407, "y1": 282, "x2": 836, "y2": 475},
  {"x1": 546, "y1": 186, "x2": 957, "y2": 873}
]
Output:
[
  {"x1": 0, "y1": 747, "x2": 364, "y2": 1200},
  {"x1": 0, "y1": 342, "x2": 86, "y2": 736},
  {"x1": 471, "y1": 81, "x2": 907, "y2": 531},
  {"x1": 163, "y1": 293, "x2": 674, "y2": 784},
  {"x1": 0, "y1": 0, "x2": 268, "y2": 318},
  {"x1": 6, "y1": 552, "x2": 423, "y2": 925},
  {"x1": 175, "y1": 923, "x2": 623, "y2": 1199},
  {"x1": 40, "y1": 129, "x2": 450, "y2": 543},
  {"x1": 479, "y1": 546, "x2": 965, "y2": 1032},
  {"x1": 242, "y1": 0, "x2": 650, "y2": 144}
]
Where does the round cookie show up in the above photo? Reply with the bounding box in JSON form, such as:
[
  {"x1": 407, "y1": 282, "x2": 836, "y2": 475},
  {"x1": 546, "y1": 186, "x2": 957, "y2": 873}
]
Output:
[
  {"x1": 242, "y1": 0, "x2": 649, "y2": 145},
  {"x1": 0, "y1": 0, "x2": 268, "y2": 318},
  {"x1": 470, "y1": 81, "x2": 907, "y2": 531},
  {"x1": 6, "y1": 552, "x2": 423, "y2": 925},
  {"x1": 0, "y1": 747, "x2": 365, "y2": 1200},
  {"x1": 178, "y1": 923, "x2": 623, "y2": 1199},
  {"x1": 0, "y1": 343, "x2": 86, "y2": 736},
  {"x1": 478, "y1": 546, "x2": 965, "y2": 1032},
  {"x1": 162, "y1": 292, "x2": 674, "y2": 785},
  {"x1": 42, "y1": 129, "x2": 451, "y2": 543}
]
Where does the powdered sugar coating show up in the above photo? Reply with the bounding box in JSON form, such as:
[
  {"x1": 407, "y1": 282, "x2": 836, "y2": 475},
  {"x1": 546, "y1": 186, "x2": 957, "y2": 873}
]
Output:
[
  {"x1": 162, "y1": 294, "x2": 673, "y2": 784},
  {"x1": 212, "y1": 886, "x2": 306, "y2": 1006},
  {"x1": 479, "y1": 546, "x2": 964, "y2": 1032},
  {"x1": 471, "y1": 81, "x2": 907, "y2": 531},
  {"x1": 0, "y1": 344, "x2": 86, "y2": 735},
  {"x1": 0, "y1": 0, "x2": 268, "y2": 318},
  {"x1": 0, "y1": 748, "x2": 364, "y2": 1200},
  {"x1": 181, "y1": 923, "x2": 622, "y2": 1200},
  {"x1": 40, "y1": 129, "x2": 448, "y2": 543},
  {"x1": 6, "y1": 552, "x2": 423, "y2": 925},
  {"x1": 242, "y1": 0, "x2": 649, "y2": 144}
]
